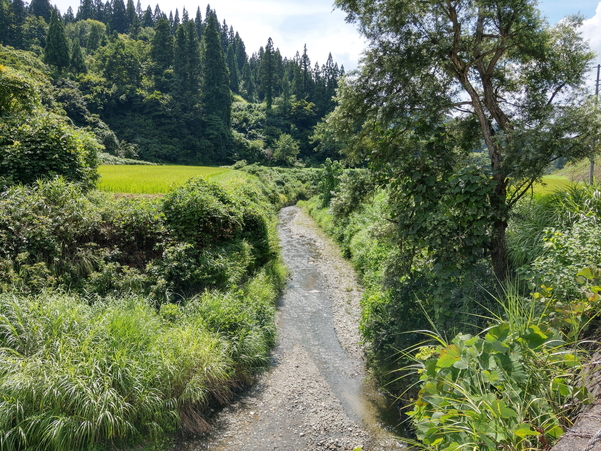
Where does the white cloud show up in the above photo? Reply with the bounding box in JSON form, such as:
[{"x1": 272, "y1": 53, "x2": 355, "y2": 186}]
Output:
[{"x1": 579, "y1": 2, "x2": 601, "y2": 90}]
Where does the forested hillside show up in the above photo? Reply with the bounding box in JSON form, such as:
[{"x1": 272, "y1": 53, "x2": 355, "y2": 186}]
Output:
[{"x1": 0, "y1": 0, "x2": 343, "y2": 165}]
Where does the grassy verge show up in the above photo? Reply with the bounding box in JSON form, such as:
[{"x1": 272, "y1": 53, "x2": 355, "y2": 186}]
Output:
[{"x1": 0, "y1": 262, "x2": 285, "y2": 451}]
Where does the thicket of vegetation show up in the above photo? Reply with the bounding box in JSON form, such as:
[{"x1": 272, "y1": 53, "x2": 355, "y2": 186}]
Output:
[
  {"x1": 0, "y1": 0, "x2": 343, "y2": 167},
  {"x1": 297, "y1": 0, "x2": 601, "y2": 447},
  {"x1": 0, "y1": 166, "x2": 322, "y2": 450},
  {"x1": 304, "y1": 169, "x2": 601, "y2": 449}
]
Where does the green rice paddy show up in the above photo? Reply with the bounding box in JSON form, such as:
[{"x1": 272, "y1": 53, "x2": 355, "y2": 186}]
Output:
[
  {"x1": 97, "y1": 164, "x2": 577, "y2": 197},
  {"x1": 97, "y1": 165, "x2": 232, "y2": 194}
]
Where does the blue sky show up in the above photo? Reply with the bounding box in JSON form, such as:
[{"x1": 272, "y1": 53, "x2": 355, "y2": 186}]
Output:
[
  {"x1": 539, "y1": 0, "x2": 599, "y2": 23},
  {"x1": 51, "y1": 0, "x2": 601, "y2": 72}
]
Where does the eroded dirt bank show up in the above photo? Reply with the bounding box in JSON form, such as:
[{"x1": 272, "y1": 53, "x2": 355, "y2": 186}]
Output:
[{"x1": 177, "y1": 206, "x2": 403, "y2": 451}]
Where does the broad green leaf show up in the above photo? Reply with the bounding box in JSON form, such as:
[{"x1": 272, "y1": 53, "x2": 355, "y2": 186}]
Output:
[
  {"x1": 515, "y1": 425, "x2": 538, "y2": 438},
  {"x1": 485, "y1": 322, "x2": 510, "y2": 342},
  {"x1": 453, "y1": 357, "x2": 469, "y2": 370},
  {"x1": 482, "y1": 370, "x2": 500, "y2": 383},
  {"x1": 547, "y1": 425, "x2": 564, "y2": 439},
  {"x1": 577, "y1": 267, "x2": 594, "y2": 280},
  {"x1": 521, "y1": 325, "x2": 548, "y2": 349},
  {"x1": 437, "y1": 344, "x2": 461, "y2": 368}
]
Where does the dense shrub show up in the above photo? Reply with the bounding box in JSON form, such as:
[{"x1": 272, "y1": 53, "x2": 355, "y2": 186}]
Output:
[
  {"x1": 0, "y1": 175, "x2": 278, "y2": 299},
  {"x1": 0, "y1": 63, "x2": 101, "y2": 189},
  {"x1": 163, "y1": 177, "x2": 244, "y2": 247}
]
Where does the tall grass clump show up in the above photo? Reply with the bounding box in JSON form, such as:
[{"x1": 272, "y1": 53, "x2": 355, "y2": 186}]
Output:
[
  {"x1": 508, "y1": 184, "x2": 601, "y2": 268},
  {"x1": 0, "y1": 260, "x2": 285, "y2": 451}
]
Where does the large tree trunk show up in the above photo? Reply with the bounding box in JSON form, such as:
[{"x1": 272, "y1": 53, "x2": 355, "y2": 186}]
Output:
[
  {"x1": 491, "y1": 218, "x2": 509, "y2": 282},
  {"x1": 489, "y1": 174, "x2": 510, "y2": 282}
]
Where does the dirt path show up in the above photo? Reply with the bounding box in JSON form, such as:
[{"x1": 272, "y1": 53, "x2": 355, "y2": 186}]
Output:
[{"x1": 177, "y1": 206, "x2": 403, "y2": 451}]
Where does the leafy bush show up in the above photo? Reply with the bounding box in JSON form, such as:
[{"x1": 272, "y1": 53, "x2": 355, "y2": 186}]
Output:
[
  {"x1": 0, "y1": 111, "x2": 100, "y2": 189},
  {"x1": 163, "y1": 177, "x2": 244, "y2": 247},
  {"x1": 521, "y1": 217, "x2": 601, "y2": 302},
  {"x1": 0, "y1": 61, "x2": 101, "y2": 189},
  {"x1": 406, "y1": 287, "x2": 590, "y2": 451}
]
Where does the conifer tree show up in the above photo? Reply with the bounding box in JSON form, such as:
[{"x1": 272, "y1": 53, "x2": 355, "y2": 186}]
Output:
[
  {"x1": 151, "y1": 17, "x2": 173, "y2": 73},
  {"x1": 103, "y1": 2, "x2": 113, "y2": 27},
  {"x1": 194, "y1": 7, "x2": 203, "y2": 38},
  {"x1": 184, "y1": 20, "x2": 201, "y2": 101},
  {"x1": 70, "y1": 37, "x2": 86, "y2": 73},
  {"x1": 242, "y1": 61, "x2": 255, "y2": 101},
  {"x1": 173, "y1": 25, "x2": 188, "y2": 92},
  {"x1": 29, "y1": 0, "x2": 52, "y2": 22},
  {"x1": 226, "y1": 44, "x2": 238, "y2": 93},
  {"x1": 201, "y1": 12, "x2": 232, "y2": 159},
  {"x1": 173, "y1": 9, "x2": 180, "y2": 30},
  {"x1": 142, "y1": 5, "x2": 153, "y2": 27},
  {"x1": 0, "y1": 0, "x2": 9, "y2": 45},
  {"x1": 125, "y1": 0, "x2": 135, "y2": 28},
  {"x1": 153, "y1": 4, "x2": 161, "y2": 22},
  {"x1": 94, "y1": 0, "x2": 105, "y2": 23},
  {"x1": 44, "y1": 9, "x2": 69, "y2": 70},
  {"x1": 64, "y1": 7, "x2": 75, "y2": 23},
  {"x1": 300, "y1": 44, "x2": 313, "y2": 99},
  {"x1": 77, "y1": 0, "x2": 95, "y2": 20},
  {"x1": 234, "y1": 31, "x2": 246, "y2": 72},
  {"x1": 129, "y1": 11, "x2": 140, "y2": 37},
  {"x1": 8, "y1": 0, "x2": 26, "y2": 48},
  {"x1": 260, "y1": 38, "x2": 275, "y2": 111},
  {"x1": 220, "y1": 19, "x2": 229, "y2": 53},
  {"x1": 111, "y1": 0, "x2": 127, "y2": 33}
]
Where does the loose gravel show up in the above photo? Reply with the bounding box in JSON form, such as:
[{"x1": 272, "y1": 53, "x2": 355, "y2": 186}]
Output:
[{"x1": 176, "y1": 206, "x2": 403, "y2": 451}]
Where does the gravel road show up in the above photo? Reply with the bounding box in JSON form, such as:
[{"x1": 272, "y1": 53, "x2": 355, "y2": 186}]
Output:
[{"x1": 177, "y1": 206, "x2": 404, "y2": 451}]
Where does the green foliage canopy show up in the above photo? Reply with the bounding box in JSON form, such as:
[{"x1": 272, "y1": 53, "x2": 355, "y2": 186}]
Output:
[{"x1": 330, "y1": 0, "x2": 599, "y2": 280}]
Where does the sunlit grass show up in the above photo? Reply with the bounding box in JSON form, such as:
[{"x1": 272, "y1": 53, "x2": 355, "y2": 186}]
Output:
[
  {"x1": 533, "y1": 175, "x2": 573, "y2": 196},
  {"x1": 97, "y1": 165, "x2": 232, "y2": 194}
]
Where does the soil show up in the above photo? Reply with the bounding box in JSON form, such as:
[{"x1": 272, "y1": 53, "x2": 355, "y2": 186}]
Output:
[{"x1": 175, "y1": 206, "x2": 404, "y2": 451}]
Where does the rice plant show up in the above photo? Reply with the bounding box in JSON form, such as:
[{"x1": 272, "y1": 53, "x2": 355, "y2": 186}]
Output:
[{"x1": 97, "y1": 165, "x2": 232, "y2": 194}]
